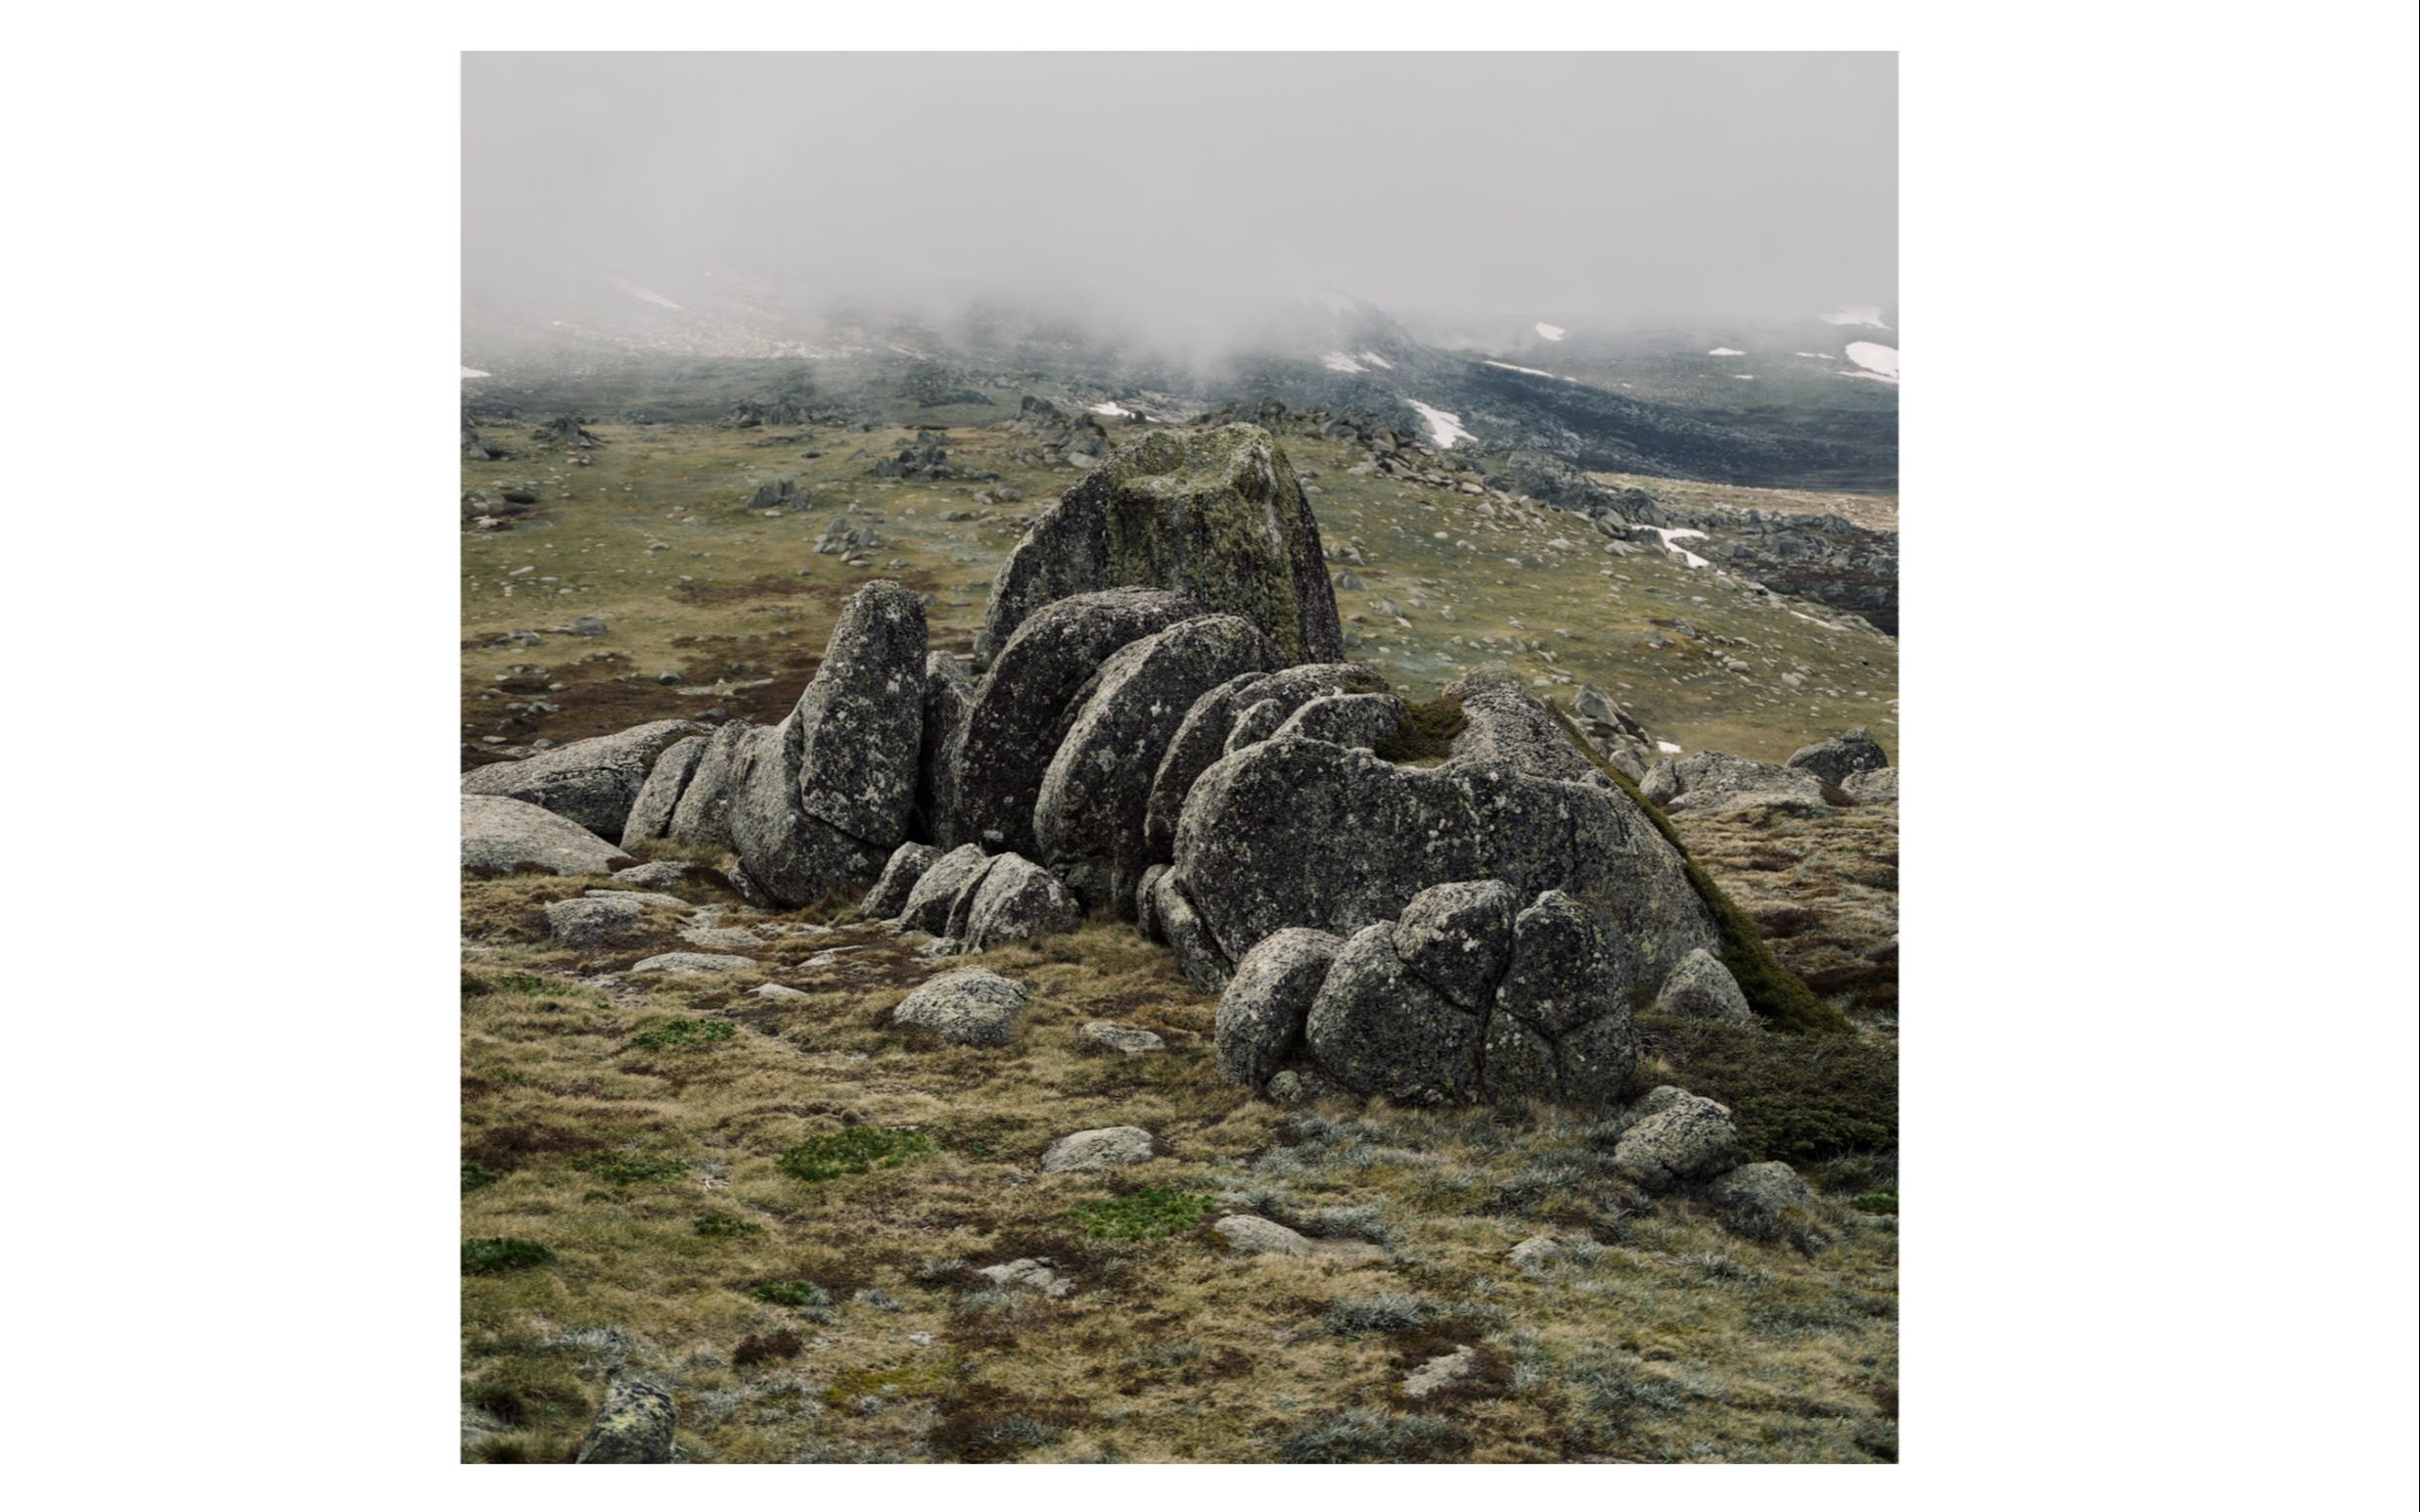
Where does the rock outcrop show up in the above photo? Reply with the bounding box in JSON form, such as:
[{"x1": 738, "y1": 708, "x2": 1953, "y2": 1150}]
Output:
[
  {"x1": 1643, "y1": 749, "x2": 1833, "y2": 816},
  {"x1": 618, "y1": 735, "x2": 708, "y2": 848},
  {"x1": 461, "y1": 720, "x2": 704, "y2": 840},
  {"x1": 1786, "y1": 727, "x2": 1891, "y2": 786},
  {"x1": 1214, "y1": 928, "x2": 1344, "y2": 1089},
  {"x1": 975, "y1": 424, "x2": 1343, "y2": 665},
  {"x1": 875, "y1": 841, "x2": 1083, "y2": 955},
  {"x1": 1033, "y1": 614, "x2": 1280, "y2": 911},
  {"x1": 1141, "y1": 662, "x2": 1388, "y2": 861},
  {"x1": 860, "y1": 843, "x2": 940, "y2": 920},
  {"x1": 461, "y1": 795, "x2": 631, "y2": 876}
]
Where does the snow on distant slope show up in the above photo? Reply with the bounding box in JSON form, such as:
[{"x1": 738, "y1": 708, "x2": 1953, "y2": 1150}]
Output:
[
  {"x1": 1357, "y1": 351, "x2": 1393, "y2": 369},
  {"x1": 1322, "y1": 352, "x2": 1367, "y2": 374},
  {"x1": 1643, "y1": 527, "x2": 1712, "y2": 570},
  {"x1": 1820, "y1": 304, "x2": 1891, "y2": 329},
  {"x1": 1484, "y1": 360, "x2": 1564, "y2": 380},
  {"x1": 1534, "y1": 322, "x2": 1567, "y2": 342},
  {"x1": 607, "y1": 275, "x2": 684, "y2": 311},
  {"x1": 1844, "y1": 342, "x2": 1899, "y2": 381},
  {"x1": 1090, "y1": 401, "x2": 1134, "y2": 417},
  {"x1": 1732, "y1": 374, "x2": 1757, "y2": 381},
  {"x1": 1405, "y1": 399, "x2": 1473, "y2": 448},
  {"x1": 460, "y1": 366, "x2": 490, "y2": 380},
  {"x1": 1708, "y1": 346, "x2": 1746, "y2": 357}
]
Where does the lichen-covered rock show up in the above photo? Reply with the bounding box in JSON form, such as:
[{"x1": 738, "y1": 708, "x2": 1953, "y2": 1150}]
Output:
[
  {"x1": 1223, "y1": 698, "x2": 1289, "y2": 754},
  {"x1": 1214, "y1": 1213, "x2": 1315, "y2": 1258},
  {"x1": 462, "y1": 720, "x2": 705, "y2": 840},
  {"x1": 1708, "y1": 1161, "x2": 1820, "y2": 1246},
  {"x1": 1496, "y1": 891, "x2": 1627, "y2": 1037},
  {"x1": 664, "y1": 719, "x2": 754, "y2": 848},
  {"x1": 1653, "y1": 947, "x2": 1755, "y2": 1023},
  {"x1": 462, "y1": 795, "x2": 631, "y2": 876},
  {"x1": 1274, "y1": 693, "x2": 1405, "y2": 752},
  {"x1": 1162, "y1": 727, "x2": 1717, "y2": 987},
  {"x1": 575, "y1": 1378, "x2": 676, "y2": 1464},
  {"x1": 1134, "y1": 862, "x2": 1170, "y2": 941},
  {"x1": 544, "y1": 893, "x2": 663, "y2": 949},
  {"x1": 958, "y1": 853, "x2": 1084, "y2": 953},
  {"x1": 1079, "y1": 1021, "x2": 1164, "y2": 1055},
  {"x1": 890, "y1": 967, "x2": 1030, "y2": 1046},
  {"x1": 915, "y1": 652, "x2": 975, "y2": 842},
  {"x1": 1215, "y1": 927, "x2": 1343, "y2": 1088},
  {"x1": 1609, "y1": 1088, "x2": 1741, "y2": 1190},
  {"x1": 1655, "y1": 750, "x2": 1831, "y2": 817},
  {"x1": 790, "y1": 580, "x2": 928, "y2": 845},
  {"x1": 1842, "y1": 765, "x2": 1897, "y2": 803},
  {"x1": 1445, "y1": 665, "x2": 1614, "y2": 787},
  {"x1": 628, "y1": 951, "x2": 758, "y2": 975},
  {"x1": 618, "y1": 735, "x2": 708, "y2": 848},
  {"x1": 1034, "y1": 614, "x2": 1279, "y2": 911},
  {"x1": 1391, "y1": 880, "x2": 1518, "y2": 1011},
  {"x1": 1152, "y1": 865, "x2": 1230, "y2": 991},
  {"x1": 897, "y1": 843, "x2": 993, "y2": 935},
  {"x1": 1143, "y1": 663, "x2": 1388, "y2": 858},
  {"x1": 976, "y1": 424, "x2": 1343, "y2": 665},
  {"x1": 947, "y1": 587, "x2": 1204, "y2": 855},
  {"x1": 1039, "y1": 1124, "x2": 1156, "y2": 1172},
  {"x1": 1304, "y1": 924, "x2": 1484, "y2": 1103},
  {"x1": 1786, "y1": 726, "x2": 1891, "y2": 786},
  {"x1": 727, "y1": 718, "x2": 885, "y2": 907},
  {"x1": 861, "y1": 843, "x2": 941, "y2": 920}
]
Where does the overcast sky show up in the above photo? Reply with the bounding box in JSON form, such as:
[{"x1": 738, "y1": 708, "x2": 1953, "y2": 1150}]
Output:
[{"x1": 464, "y1": 52, "x2": 1895, "y2": 332}]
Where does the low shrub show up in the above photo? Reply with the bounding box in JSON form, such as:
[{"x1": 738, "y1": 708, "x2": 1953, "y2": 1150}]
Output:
[
  {"x1": 1638, "y1": 1016, "x2": 1896, "y2": 1164},
  {"x1": 694, "y1": 1214, "x2": 764, "y2": 1237},
  {"x1": 574, "y1": 1150, "x2": 689, "y2": 1187},
  {"x1": 777, "y1": 1127, "x2": 936, "y2": 1183},
  {"x1": 1375, "y1": 692, "x2": 1468, "y2": 765},
  {"x1": 461, "y1": 1162, "x2": 504, "y2": 1195},
  {"x1": 462, "y1": 1238, "x2": 555, "y2": 1276},
  {"x1": 1068, "y1": 1187, "x2": 1214, "y2": 1241},
  {"x1": 627, "y1": 1018, "x2": 738, "y2": 1052},
  {"x1": 1277, "y1": 1408, "x2": 1470, "y2": 1463},
  {"x1": 732, "y1": 1329, "x2": 804, "y2": 1367},
  {"x1": 1324, "y1": 1293, "x2": 1438, "y2": 1336},
  {"x1": 752, "y1": 1280, "x2": 832, "y2": 1308}
]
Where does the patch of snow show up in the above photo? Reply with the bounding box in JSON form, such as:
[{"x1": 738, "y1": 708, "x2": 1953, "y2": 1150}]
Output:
[
  {"x1": 1321, "y1": 352, "x2": 1367, "y2": 374},
  {"x1": 1657, "y1": 740, "x2": 1683, "y2": 756},
  {"x1": 1644, "y1": 526, "x2": 1711, "y2": 570},
  {"x1": 1404, "y1": 399, "x2": 1473, "y2": 449},
  {"x1": 1793, "y1": 351, "x2": 1834, "y2": 359},
  {"x1": 460, "y1": 366, "x2": 491, "y2": 380},
  {"x1": 1733, "y1": 374, "x2": 1757, "y2": 381},
  {"x1": 1357, "y1": 350, "x2": 1393, "y2": 369},
  {"x1": 1089, "y1": 401, "x2": 1134, "y2": 418},
  {"x1": 1820, "y1": 304, "x2": 1891, "y2": 329},
  {"x1": 1844, "y1": 342, "x2": 1899, "y2": 382},
  {"x1": 1484, "y1": 360, "x2": 1562, "y2": 379},
  {"x1": 1534, "y1": 322, "x2": 1567, "y2": 342},
  {"x1": 1708, "y1": 346, "x2": 1746, "y2": 357},
  {"x1": 608, "y1": 276, "x2": 684, "y2": 311}
]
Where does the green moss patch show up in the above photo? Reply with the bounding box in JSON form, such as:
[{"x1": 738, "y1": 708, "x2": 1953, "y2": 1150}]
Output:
[
  {"x1": 627, "y1": 1018, "x2": 738, "y2": 1052},
  {"x1": 1375, "y1": 692, "x2": 1468, "y2": 765},
  {"x1": 1068, "y1": 1187, "x2": 1214, "y2": 1241},
  {"x1": 777, "y1": 1126, "x2": 936, "y2": 1183},
  {"x1": 462, "y1": 1238, "x2": 555, "y2": 1276}
]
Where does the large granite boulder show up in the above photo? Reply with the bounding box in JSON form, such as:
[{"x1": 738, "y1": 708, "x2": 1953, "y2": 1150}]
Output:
[
  {"x1": 664, "y1": 718, "x2": 754, "y2": 848},
  {"x1": 1033, "y1": 614, "x2": 1279, "y2": 912},
  {"x1": 1161, "y1": 731, "x2": 1717, "y2": 989},
  {"x1": 1142, "y1": 662, "x2": 1388, "y2": 859},
  {"x1": 975, "y1": 424, "x2": 1343, "y2": 665},
  {"x1": 1214, "y1": 927, "x2": 1344, "y2": 1088},
  {"x1": 461, "y1": 719, "x2": 704, "y2": 840},
  {"x1": 618, "y1": 735, "x2": 708, "y2": 848},
  {"x1": 890, "y1": 967, "x2": 1030, "y2": 1046},
  {"x1": 958, "y1": 853, "x2": 1084, "y2": 953},
  {"x1": 462, "y1": 796, "x2": 631, "y2": 876},
  {"x1": 1305, "y1": 924, "x2": 1485, "y2": 1103},
  {"x1": 1609, "y1": 1088, "x2": 1742, "y2": 1190},
  {"x1": 1786, "y1": 726, "x2": 1891, "y2": 786},
  {"x1": 1273, "y1": 693, "x2": 1404, "y2": 751},
  {"x1": 945, "y1": 587, "x2": 1203, "y2": 856}
]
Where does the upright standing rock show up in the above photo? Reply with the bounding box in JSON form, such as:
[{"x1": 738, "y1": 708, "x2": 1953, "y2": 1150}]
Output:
[
  {"x1": 664, "y1": 718, "x2": 754, "y2": 848},
  {"x1": 976, "y1": 424, "x2": 1343, "y2": 665},
  {"x1": 1033, "y1": 614, "x2": 1280, "y2": 912}
]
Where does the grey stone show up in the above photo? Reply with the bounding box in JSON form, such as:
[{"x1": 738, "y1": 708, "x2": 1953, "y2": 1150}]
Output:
[
  {"x1": 1142, "y1": 663, "x2": 1388, "y2": 859},
  {"x1": 461, "y1": 720, "x2": 705, "y2": 840},
  {"x1": 1391, "y1": 880, "x2": 1518, "y2": 1011},
  {"x1": 574, "y1": 1379, "x2": 675, "y2": 1465},
  {"x1": 890, "y1": 967, "x2": 1030, "y2": 1046},
  {"x1": 628, "y1": 951, "x2": 759, "y2": 975},
  {"x1": 727, "y1": 717, "x2": 884, "y2": 908},
  {"x1": 958, "y1": 853, "x2": 1084, "y2": 953},
  {"x1": 1498, "y1": 891, "x2": 1628, "y2": 1038},
  {"x1": 1609, "y1": 1089, "x2": 1741, "y2": 1190},
  {"x1": 975, "y1": 1258, "x2": 1073, "y2": 1298},
  {"x1": 1213, "y1": 1214, "x2": 1314, "y2": 1258},
  {"x1": 1215, "y1": 927, "x2": 1344, "y2": 1088},
  {"x1": 1401, "y1": 1346, "x2": 1478, "y2": 1399},
  {"x1": 1304, "y1": 924, "x2": 1483, "y2": 1103},
  {"x1": 1709, "y1": 1162, "x2": 1819, "y2": 1244},
  {"x1": 1842, "y1": 765, "x2": 1897, "y2": 803},
  {"x1": 462, "y1": 795, "x2": 631, "y2": 876},
  {"x1": 752, "y1": 983, "x2": 814, "y2": 1003},
  {"x1": 1657, "y1": 750, "x2": 1832, "y2": 817},
  {"x1": 618, "y1": 735, "x2": 708, "y2": 848},
  {"x1": 1222, "y1": 699, "x2": 1289, "y2": 754},
  {"x1": 603, "y1": 859, "x2": 719, "y2": 892},
  {"x1": 1786, "y1": 726, "x2": 1891, "y2": 786},
  {"x1": 1034, "y1": 614, "x2": 1279, "y2": 911},
  {"x1": 861, "y1": 843, "x2": 942, "y2": 920},
  {"x1": 788, "y1": 579, "x2": 928, "y2": 846},
  {"x1": 977, "y1": 424, "x2": 1343, "y2": 664},
  {"x1": 896, "y1": 843, "x2": 992, "y2": 934},
  {"x1": 1152, "y1": 865, "x2": 1230, "y2": 992},
  {"x1": 1273, "y1": 693, "x2": 1405, "y2": 752},
  {"x1": 947, "y1": 587, "x2": 1204, "y2": 855},
  {"x1": 1039, "y1": 1125, "x2": 1156, "y2": 1172},
  {"x1": 544, "y1": 893, "x2": 662, "y2": 949},
  {"x1": 663, "y1": 719, "x2": 754, "y2": 848},
  {"x1": 1653, "y1": 947, "x2": 1755, "y2": 1023},
  {"x1": 1079, "y1": 1021, "x2": 1164, "y2": 1055}
]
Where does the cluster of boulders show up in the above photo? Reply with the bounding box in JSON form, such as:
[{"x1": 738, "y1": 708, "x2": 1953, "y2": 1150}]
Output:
[
  {"x1": 1641, "y1": 726, "x2": 1895, "y2": 816},
  {"x1": 998, "y1": 394, "x2": 1113, "y2": 467},
  {"x1": 529, "y1": 415, "x2": 602, "y2": 448},
  {"x1": 869, "y1": 430, "x2": 949, "y2": 480},
  {"x1": 464, "y1": 422, "x2": 1774, "y2": 1110}
]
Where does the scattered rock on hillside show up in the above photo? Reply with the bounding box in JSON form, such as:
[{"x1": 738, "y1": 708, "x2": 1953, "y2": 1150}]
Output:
[
  {"x1": 544, "y1": 893, "x2": 663, "y2": 949},
  {"x1": 628, "y1": 952, "x2": 759, "y2": 976},
  {"x1": 574, "y1": 1379, "x2": 675, "y2": 1465},
  {"x1": 1610, "y1": 1088, "x2": 1741, "y2": 1190},
  {"x1": 1214, "y1": 1214, "x2": 1315, "y2": 1258},
  {"x1": 976, "y1": 424, "x2": 1344, "y2": 664},
  {"x1": 1786, "y1": 727, "x2": 1891, "y2": 786},
  {"x1": 1843, "y1": 766, "x2": 1898, "y2": 803},
  {"x1": 1079, "y1": 1021, "x2": 1164, "y2": 1055},
  {"x1": 1401, "y1": 1346, "x2": 1479, "y2": 1399},
  {"x1": 1652, "y1": 947, "x2": 1756, "y2": 1023},
  {"x1": 1039, "y1": 1125, "x2": 1156, "y2": 1172},
  {"x1": 890, "y1": 967, "x2": 1030, "y2": 1046},
  {"x1": 461, "y1": 795, "x2": 630, "y2": 876},
  {"x1": 1709, "y1": 1162, "x2": 1821, "y2": 1249},
  {"x1": 461, "y1": 720, "x2": 705, "y2": 840},
  {"x1": 1646, "y1": 750, "x2": 1833, "y2": 817}
]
